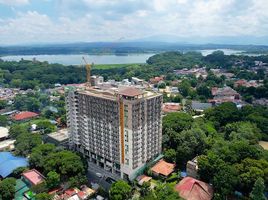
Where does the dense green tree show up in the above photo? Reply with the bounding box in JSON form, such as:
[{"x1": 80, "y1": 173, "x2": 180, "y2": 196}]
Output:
[
  {"x1": 212, "y1": 165, "x2": 238, "y2": 198},
  {"x1": 36, "y1": 119, "x2": 56, "y2": 134},
  {"x1": 9, "y1": 123, "x2": 29, "y2": 139},
  {"x1": 35, "y1": 193, "x2": 52, "y2": 200},
  {"x1": 164, "y1": 149, "x2": 176, "y2": 163},
  {"x1": 12, "y1": 167, "x2": 29, "y2": 178},
  {"x1": 68, "y1": 174, "x2": 88, "y2": 188},
  {"x1": 163, "y1": 112, "x2": 193, "y2": 134},
  {"x1": 153, "y1": 183, "x2": 181, "y2": 200},
  {"x1": 46, "y1": 171, "x2": 60, "y2": 189},
  {"x1": 29, "y1": 143, "x2": 56, "y2": 169},
  {"x1": 205, "y1": 102, "x2": 240, "y2": 127},
  {"x1": 196, "y1": 84, "x2": 212, "y2": 99},
  {"x1": 235, "y1": 158, "x2": 268, "y2": 192},
  {"x1": 0, "y1": 178, "x2": 16, "y2": 200},
  {"x1": 0, "y1": 100, "x2": 7, "y2": 109},
  {"x1": 0, "y1": 115, "x2": 8, "y2": 126},
  {"x1": 140, "y1": 182, "x2": 151, "y2": 196},
  {"x1": 14, "y1": 133, "x2": 42, "y2": 156},
  {"x1": 224, "y1": 121, "x2": 261, "y2": 143},
  {"x1": 43, "y1": 150, "x2": 85, "y2": 179},
  {"x1": 250, "y1": 178, "x2": 267, "y2": 200},
  {"x1": 109, "y1": 180, "x2": 132, "y2": 200}
]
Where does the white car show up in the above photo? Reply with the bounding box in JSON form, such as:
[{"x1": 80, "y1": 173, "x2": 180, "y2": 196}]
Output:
[{"x1": 96, "y1": 172, "x2": 103, "y2": 178}]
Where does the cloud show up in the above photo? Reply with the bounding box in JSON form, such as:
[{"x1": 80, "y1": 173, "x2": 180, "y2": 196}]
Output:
[
  {"x1": 0, "y1": 0, "x2": 267, "y2": 45},
  {"x1": 0, "y1": 0, "x2": 29, "y2": 6}
]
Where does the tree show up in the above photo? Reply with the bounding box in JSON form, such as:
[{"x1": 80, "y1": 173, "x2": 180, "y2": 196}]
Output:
[
  {"x1": 46, "y1": 171, "x2": 60, "y2": 189},
  {"x1": 140, "y1": 182, "x2": 151, "y2": 196},
  {"x1": 224, "y1": 122, "x2": 261, "y2": 144},
  {"x1": 154, "y1": 183, "x2": 182, "y2": 200},
  {"x1": 43, "y1": 150, "x2": 85, "y2": 180},
  {"x1": 0, "y1": 115, "x2": 8, "y2": 126},
  {"x1": 0, "y1": 100, "x2": 7, "y2": 110},
  {"x1": 29, "y1": 143, "x2": 56, "y2": 169},
  {"x1": 12, "y1": 167, "x2": 29, "y2": 178},
  {"x1": 35, "y1": 193, "x2": 52, "y2": 200},
  {"x1": 250, "y1": 177, "x2": 267, "y2": 200},
  {"x1": 9, "y1": 123, "x2": 29, "y2": 139},
  {"x1": 212, "y1": 165, "x2": 238, "y2": 198},
  {"x1": 14, "y1": 133, "x2": 42, "y2": 156},
  {"x1": 205, "y1": 102, "x2": 240, "y2": 127},
  {"x1": 164, "y1": 149, "x2": 176, "y2": 163},
  {"x1": 68, "y1": 174, "x2": 88, "y2": 188},
  {"x1": 163, "y1": 112, "x2": 193, "y2": 134},
  {"x1": 0, "y1": 178, "x2": 16, "y2": 200},
  {"x1": 109, "y1": 180, "x2": 132, "y2": 200}
]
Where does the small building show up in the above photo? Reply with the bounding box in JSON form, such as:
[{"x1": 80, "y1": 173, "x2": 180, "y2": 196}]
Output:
[
  {"x1": 186, "y1": 157, "x2": 198, "y2": 178},
  {"x1": 22, "y1": 169, "x2": 45, "y2": 186},
  {"x1": 136, "y1": 175, "x2": 152, "y2": 186},
  {"x1": 175, "y1": 177, "x2": 213, "y2": 200},
  {"x1": 0, "y1": 139, "x2": 15, "y2": 151},
  {"x1": 0, "y1": 127, "x2": 9, "y2": 141},
  {"x1": 151, "y1": 159, "x2": 175, "y2": 177},
  {"x1": 46, "y1": 129, "x2": 69, "y2": 147},
  {"x1": 12, "y1": 111, "x2": 39, "y2": 121}
]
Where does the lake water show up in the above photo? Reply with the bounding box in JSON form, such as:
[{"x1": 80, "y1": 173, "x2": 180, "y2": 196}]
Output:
[
  {"x1": 0, "y1": 49, "x2": 260, "y2": 65},
  {"x1": 0, "y1": 54, "x2": 155, "y2": 65}
]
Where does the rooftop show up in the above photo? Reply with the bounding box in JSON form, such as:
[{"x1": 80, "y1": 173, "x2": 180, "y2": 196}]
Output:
[
  {"x1": 175, "y1": 177, "x2": 213, "y2": 200},
  {"x1": 151, "y1": 159, "x2": 175, "y2": 177},
  {"x1": 0, "y1": 152, "x2": 28, "y2": 178},
  {"x1": 78, "y1": 86, "x2": 160, "y2": 101},
  {"x1": 136, "y1": 175, "x2": 152, "y2": 185},
  {"x1": 47, "y1": 129, "x2": 68, "y2": 142},
  {"x1": 0, "y1": 127, "x2": 9, "y2": 139},
  {"x1": 22, "y1": 169, "x2": 45, "y2": 186},
  {"x1": 118, "y1": 87, "x2": 144, "y2": 97},
  {"x1": 12, "y1": 111, "x2": 39, "y2": 121}
]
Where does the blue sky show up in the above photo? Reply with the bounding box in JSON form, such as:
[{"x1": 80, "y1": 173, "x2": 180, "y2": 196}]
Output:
[{"x1": 0, "y1": 0, "x2": 267, "y2": 45}]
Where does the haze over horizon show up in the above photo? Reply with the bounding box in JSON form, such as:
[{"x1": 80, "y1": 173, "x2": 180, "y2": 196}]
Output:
[{"x1": 0, "y1": 0, "x2": 268, "y2": 46}]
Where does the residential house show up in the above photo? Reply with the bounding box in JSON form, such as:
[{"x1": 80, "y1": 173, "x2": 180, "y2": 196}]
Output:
[
  {"x1": 175, "y1": 177, "x2": 214, "y2": 200},
  {"x1": 150, "y1": 159, "x2": 175, "y2": 178},
  {"x1": 12, "y1": 111, "x2": 39, "y2": 121}
]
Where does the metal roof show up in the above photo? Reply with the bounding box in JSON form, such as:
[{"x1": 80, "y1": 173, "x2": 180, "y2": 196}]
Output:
[{"x1": 0, "y1": 152, "x2": 28, "y2": 178}]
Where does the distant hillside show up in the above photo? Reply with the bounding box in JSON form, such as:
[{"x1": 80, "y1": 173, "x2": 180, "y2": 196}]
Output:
[{"x1": 1, "y1": 42, "x2": 268, "y2": 56}]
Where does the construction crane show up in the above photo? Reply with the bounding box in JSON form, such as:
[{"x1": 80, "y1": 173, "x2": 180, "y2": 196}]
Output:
[{"x1": 82, "y1": 57, "x2": 93, "y2": 87}]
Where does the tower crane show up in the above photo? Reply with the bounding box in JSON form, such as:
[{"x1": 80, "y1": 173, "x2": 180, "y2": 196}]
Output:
[{"x1": 82, "y1": 57, "x2": 93, "y2": 87}]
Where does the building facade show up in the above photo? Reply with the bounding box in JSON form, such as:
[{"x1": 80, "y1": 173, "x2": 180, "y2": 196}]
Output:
[{"x1": 66, "y1": 86, "x2": 162, "y2": 180}]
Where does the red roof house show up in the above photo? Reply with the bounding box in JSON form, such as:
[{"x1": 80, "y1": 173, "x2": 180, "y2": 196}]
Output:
[
  {"x1": 175, "y1": 177, "x2": 213, "y2": 200},
  {"x1": 22, "y1": 169, "x2": 45, "y2": 186},
  {"x1": 12, "y1": 111, "x2": 39, "y2": 121},
  {"x1": 151, "y1": 159, "x2": 175, "y2": 177}
]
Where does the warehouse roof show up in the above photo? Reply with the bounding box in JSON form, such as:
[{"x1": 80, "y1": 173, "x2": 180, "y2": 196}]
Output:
[
  {"x1": 12, "y1": 111, "x2": 39, "y2": 121},
  {"x1": 0, "y1": 152, "x2": 28, "y2": 178}
]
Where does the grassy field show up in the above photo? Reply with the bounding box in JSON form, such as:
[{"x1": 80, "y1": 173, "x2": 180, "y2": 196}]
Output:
[
  {"x1": 259, "y1": 141, "x2": 268, "y2": 150},
  {"x1": 92, "y1": 63, "x2": 140, "y2": 70}
]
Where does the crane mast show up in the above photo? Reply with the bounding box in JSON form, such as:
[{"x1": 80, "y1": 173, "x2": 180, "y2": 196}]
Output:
[{"x1": 82, "y1": 57, "x2": 92, "y2": 87}]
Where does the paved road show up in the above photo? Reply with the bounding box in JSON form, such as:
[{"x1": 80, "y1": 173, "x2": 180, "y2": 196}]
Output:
[{"x1": 86, "y1": 163, "x2": 120, "y2": 191}]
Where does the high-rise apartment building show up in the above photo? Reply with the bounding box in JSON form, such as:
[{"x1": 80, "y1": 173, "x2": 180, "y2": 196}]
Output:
[{"x1": 66, "y1": 86, "x2": 162, "y2": 180}]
